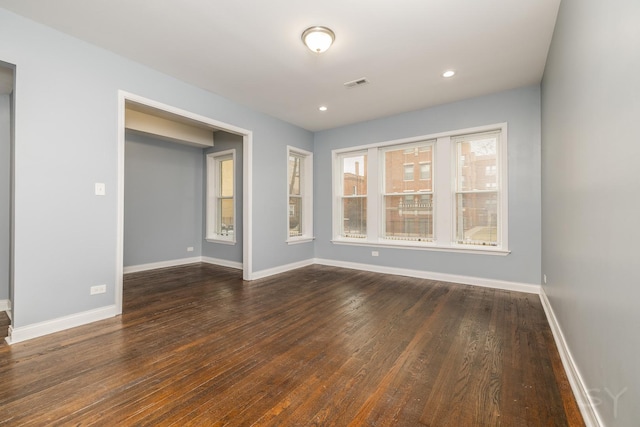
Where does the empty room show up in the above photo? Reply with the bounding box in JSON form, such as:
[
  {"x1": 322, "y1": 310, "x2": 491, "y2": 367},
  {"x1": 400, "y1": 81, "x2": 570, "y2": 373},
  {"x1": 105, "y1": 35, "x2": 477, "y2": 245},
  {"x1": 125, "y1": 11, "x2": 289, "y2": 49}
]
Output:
[{"x1": 0, "y1": 1, "x2": 637, "y2": 426}]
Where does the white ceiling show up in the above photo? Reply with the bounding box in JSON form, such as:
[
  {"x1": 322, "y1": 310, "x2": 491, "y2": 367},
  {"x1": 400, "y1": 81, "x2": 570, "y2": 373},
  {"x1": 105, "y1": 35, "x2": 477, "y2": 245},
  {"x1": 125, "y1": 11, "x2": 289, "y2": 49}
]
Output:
[{"x1": 0, "y1": 0, "x2": 560, "y2": 131}]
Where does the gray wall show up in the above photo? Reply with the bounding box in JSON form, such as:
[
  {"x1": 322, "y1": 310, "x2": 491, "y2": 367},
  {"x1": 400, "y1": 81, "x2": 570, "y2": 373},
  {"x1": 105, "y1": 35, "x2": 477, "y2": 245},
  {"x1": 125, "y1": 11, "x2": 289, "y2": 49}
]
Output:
[
  {"x1": 124, "y1": 131, "x2": 203, "y2": 267},
  {"x1": 250, "y1": 119, "x2": 315, "y2": 272},
  {"x1": 0, "y1": 94, "x2": 9, "y2": 301},
  {"x1": 0, "y1": 7, "x2": 313, "y2": 328},
  {"x1": 541, "y1": 0, "x2": 639, "y2": 425},
  {"x1": 202, "y1": 131, "x2": 243, "y2": 264},
  {"x1": 314, "y1": 85, "x2": 542, "y2": 285}
]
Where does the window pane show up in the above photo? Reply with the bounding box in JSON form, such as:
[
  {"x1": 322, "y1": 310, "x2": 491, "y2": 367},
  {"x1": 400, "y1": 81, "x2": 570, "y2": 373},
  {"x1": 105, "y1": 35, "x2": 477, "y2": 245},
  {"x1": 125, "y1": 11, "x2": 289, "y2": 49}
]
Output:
[
  {"x1": 383, "y1": 194, "x2": 433, "y2": 241},
  {"x1": 220, "y1": 158, "x2": 234, "y2": 197},
  {"x1": 419, "y1": 163, "x2": 431, "y2": 181},
  {"x1": 384, "y1": 143, "x2": 432, "y2": 193},
  {"x1": 457, "y1": 137, "x2": 497, "y2": 191},
  {"x1": 342, "y1": 197, "x2": 367, "y2": 238},
  {"x1": 288, "y1": 155, "x2": 302, "y2": 196},
  {"x1": 289, "y1": 196, "x2": 302, "y2": 237},
  {"x1": 342, "y1": 154, "x2": 367, "y2": 196},
  {"x1": 218, "y1": 198, "x2": 234, "y2": 236},
  {"x1": 404, "y1": 164, "x2": 414, "y2": 181},
  {"x1": 455, "y1": 192, "x2": 498, "y2": 245},
  {"x1": 206, "y1": 151, "x2": 236, "y2": 241}
]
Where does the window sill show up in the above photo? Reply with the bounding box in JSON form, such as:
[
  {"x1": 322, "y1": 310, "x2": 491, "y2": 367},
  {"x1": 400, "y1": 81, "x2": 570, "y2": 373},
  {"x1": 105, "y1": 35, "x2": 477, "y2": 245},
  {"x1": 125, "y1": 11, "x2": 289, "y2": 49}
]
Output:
[
  {"x1": 287, "y1": 236, "x2": 315, "y2": 245},
  {"x1": 331, "y1": 238, "x2": 510, "y2": 256},
  {"x1": 206, "y1": 237, "x2": 236, "y2": 246}
]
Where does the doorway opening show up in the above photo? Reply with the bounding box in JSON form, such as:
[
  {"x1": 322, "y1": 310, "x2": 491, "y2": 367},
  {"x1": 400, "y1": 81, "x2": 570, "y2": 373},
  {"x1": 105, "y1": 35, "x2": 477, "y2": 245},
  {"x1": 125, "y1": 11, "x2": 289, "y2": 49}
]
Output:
[
  {"x1": 116, "y1": 91, "x2": 253, "y2": 314},
  {"x1": 0, "y1": 61, "x2": 14, "y2": 328}
]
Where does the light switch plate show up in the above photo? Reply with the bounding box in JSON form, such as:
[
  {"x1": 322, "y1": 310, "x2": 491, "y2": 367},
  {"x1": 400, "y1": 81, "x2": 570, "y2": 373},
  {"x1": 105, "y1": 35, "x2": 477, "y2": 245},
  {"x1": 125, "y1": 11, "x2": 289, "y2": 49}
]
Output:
[{"x1": 95, "y1": 183, "x2": 106, "y2": 196}]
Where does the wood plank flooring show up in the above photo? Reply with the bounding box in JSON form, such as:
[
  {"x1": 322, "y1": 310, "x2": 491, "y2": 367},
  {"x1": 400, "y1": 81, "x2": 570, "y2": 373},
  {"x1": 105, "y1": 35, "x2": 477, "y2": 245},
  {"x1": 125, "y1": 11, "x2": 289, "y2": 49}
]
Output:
[{"x1": 0, "y1": 263, "x2": 584, "y2": 426}]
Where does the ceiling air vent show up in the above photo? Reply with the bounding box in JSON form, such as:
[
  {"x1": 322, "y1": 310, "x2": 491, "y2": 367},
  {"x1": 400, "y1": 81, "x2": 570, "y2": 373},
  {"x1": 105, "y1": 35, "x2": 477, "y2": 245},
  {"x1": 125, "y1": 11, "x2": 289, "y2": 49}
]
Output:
[{"x1": 344, "y1": 77, "x2": 369, "y2": 88}]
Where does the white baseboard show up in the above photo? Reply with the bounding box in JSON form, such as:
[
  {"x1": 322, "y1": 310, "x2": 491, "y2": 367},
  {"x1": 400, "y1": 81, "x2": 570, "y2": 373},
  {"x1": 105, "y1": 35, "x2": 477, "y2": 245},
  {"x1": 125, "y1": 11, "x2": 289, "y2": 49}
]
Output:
[
  {"x1": 124, "y1": 256, "x2": 537, "y2": 295},
  {"x1": 539, "y1": 288, "x2": 602, "y2": 427},
  {"x1": 123, "y1": 257, "x2": 202, "y2": 274},
  {"x1": 314, "y1": 258, "x2": 540, "y2": 294},
  {"x1": 201, "y1": 256, "x2": 243, "y2": 270},
  {"x1": 6, "y1": 305, "x2": 118, "y2": 345},
  {"x1": 250, "y1": 258, "x2": 315, "y2": 280},
  {"x1": 0, "y1": 299, "x2": 10, "y2": 311},
  {"x1": 125, "y1": 256, "x2": 243, "y2": 274}
]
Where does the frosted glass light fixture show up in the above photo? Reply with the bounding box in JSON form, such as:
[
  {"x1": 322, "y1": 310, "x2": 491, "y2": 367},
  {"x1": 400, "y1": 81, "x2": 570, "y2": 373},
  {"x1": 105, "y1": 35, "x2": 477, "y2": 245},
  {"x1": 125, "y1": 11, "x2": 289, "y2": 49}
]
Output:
[{"x1": 302, "y1": 26, "x2": 335, "y2": 53}]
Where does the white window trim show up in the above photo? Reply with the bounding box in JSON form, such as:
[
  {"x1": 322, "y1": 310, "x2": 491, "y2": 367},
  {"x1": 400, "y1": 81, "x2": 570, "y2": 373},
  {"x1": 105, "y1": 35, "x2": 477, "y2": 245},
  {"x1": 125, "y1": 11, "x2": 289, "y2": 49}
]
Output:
[
  {"x1": 286, "y1": 146, "x2": 314, "y2": 244},
  {"x1": 331, "y1": 123, "x2": 509, "y2": 255},
  {"x1": 206, "y1": 149, "x2": 236, "y2": 244}
]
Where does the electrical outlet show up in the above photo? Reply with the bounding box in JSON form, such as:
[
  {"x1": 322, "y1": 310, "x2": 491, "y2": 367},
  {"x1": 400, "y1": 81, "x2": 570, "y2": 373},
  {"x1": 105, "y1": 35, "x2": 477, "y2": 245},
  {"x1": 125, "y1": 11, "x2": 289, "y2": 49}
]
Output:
[
  {"x1": 372, "y1": 251, "x2": 379, "y2": 257},
  {"x1": 90, "y1": 284, "x2": 106, "y2": 295},
  {"x1": 187, "y1": 246, "x2": 194, "y2": 252}
]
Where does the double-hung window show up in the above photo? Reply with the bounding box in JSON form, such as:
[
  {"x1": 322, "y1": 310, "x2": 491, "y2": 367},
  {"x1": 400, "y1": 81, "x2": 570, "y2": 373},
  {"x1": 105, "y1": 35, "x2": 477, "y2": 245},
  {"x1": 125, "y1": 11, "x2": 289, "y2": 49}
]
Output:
[
  {"x1": 338, "y1": 152, "x2": 368, "y2": 239},
  {"x1": 287, "y1": 147, "x2": 314, "y2": 243},
  {"x1": 381, "y1": 142, "x2": 434, "y2": 242},
  {"x1": 206, "y1": 149, "x2": 235, "y2": 243},
  {"x1": 332, "y1": 123, "x2": 508, "y2": 253},
  {"x1": 454, "y1": 131, "x2": 501, "y2": 246}
]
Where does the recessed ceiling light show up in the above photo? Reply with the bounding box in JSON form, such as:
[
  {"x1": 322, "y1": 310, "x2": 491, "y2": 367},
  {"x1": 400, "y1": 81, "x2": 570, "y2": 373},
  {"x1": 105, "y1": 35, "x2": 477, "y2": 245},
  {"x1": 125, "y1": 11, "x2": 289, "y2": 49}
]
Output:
[
  {"x1": 442, "y1": 70, "x2": 456, "y2": 78},
  {"x1": 319, "y1": 106, "x2": 328, "y2": 112}
]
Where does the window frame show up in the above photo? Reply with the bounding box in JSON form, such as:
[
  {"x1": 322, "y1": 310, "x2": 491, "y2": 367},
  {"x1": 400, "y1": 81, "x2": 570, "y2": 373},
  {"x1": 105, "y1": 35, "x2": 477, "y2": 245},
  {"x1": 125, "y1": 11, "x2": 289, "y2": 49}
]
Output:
[
  {"x1": 206, "y1": 149, "x2": 236, "y2": 244},
  {"x1": 286, "y1": 146, "x2": 314, "y2": 244},
  {"x1": 331, "y1": 123, "x2": 509, "y2": 255}
]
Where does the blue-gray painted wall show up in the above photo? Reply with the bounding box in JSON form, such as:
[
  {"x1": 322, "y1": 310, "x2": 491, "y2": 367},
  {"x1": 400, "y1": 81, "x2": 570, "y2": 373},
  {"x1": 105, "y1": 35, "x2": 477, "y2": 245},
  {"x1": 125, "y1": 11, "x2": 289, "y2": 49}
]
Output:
[
  {"x1": 202, "y1": 131, "x2": 243, "y2": 264},
  {"x1": 124, "y1": 130, "x2": 246, "y2": 268},
  {"x1": 541, "y1": 0, "x2": 639, "y2": 425},
  {"x1": 314, "y1": 85, "x2": 542, "y2": 285},
  {"x1": 0, "y1": 8, "x2": 313, "y2": 327},
  {"x1": 250, "y1": 119, "x2": 315, "y2": 272},
  {"x1": 124, "y1": 131, "x2": 203, "y2": 267}
]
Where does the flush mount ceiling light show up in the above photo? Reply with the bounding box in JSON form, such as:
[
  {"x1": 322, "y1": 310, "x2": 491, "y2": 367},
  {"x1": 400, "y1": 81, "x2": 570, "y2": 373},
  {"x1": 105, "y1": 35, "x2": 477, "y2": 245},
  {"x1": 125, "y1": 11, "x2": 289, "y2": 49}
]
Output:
[
  {"x1": 442, "y1": 70, "x2": 456, "y2": 78},
  {"x1": 318, "y1": 105, "x2": 328, "y2": 112},
  {"x1": 302, "y1": 26, "x2": 335, "y2": 53}
]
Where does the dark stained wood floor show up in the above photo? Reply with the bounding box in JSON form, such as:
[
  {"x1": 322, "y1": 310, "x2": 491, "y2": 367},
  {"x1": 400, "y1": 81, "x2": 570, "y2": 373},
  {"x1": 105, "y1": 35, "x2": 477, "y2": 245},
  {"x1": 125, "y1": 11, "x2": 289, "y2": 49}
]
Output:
[{"x1": 0, "y1": 263, "x2": 583, "y2": 426}]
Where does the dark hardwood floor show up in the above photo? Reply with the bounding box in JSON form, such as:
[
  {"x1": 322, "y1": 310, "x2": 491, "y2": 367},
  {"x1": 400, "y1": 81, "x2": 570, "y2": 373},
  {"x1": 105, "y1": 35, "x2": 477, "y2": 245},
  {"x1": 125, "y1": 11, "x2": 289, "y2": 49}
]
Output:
[{"x1": 0, "y1": 263, "x2": 583, "y2": 426}]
